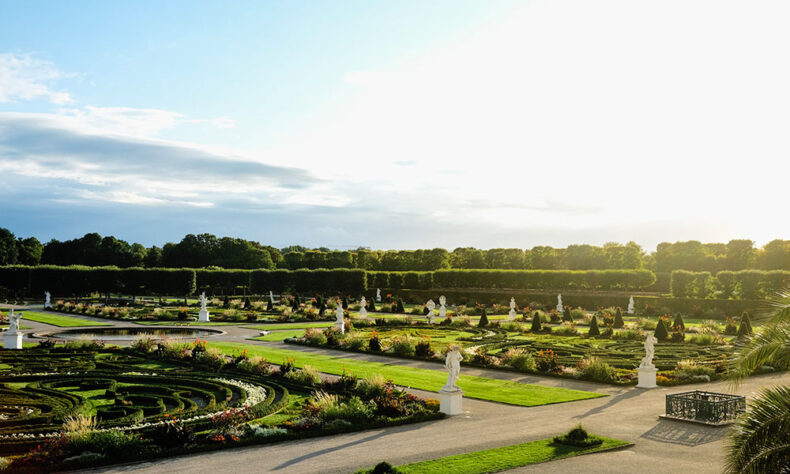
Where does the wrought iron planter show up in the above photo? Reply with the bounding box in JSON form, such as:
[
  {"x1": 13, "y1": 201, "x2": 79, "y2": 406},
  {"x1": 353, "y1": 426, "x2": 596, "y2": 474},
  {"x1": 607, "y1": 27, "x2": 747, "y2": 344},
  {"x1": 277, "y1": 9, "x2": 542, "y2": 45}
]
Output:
[{"x1": 661, "y1": 390, "x2": 746, "y2": 426}]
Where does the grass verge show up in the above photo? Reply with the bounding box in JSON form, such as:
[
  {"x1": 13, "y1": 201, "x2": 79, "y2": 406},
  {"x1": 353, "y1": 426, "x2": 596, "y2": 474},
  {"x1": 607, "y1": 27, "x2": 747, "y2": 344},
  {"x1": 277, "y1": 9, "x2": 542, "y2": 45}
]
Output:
[
  {"x1": 208, "y1": 342, "x2": 604, "y2": 407},
  {"x1": 18, "y1": 311, "x2": 112, "y2": 327},
  {"x1": 356, "y1": 436, "x2": 630, "y2": 473}
]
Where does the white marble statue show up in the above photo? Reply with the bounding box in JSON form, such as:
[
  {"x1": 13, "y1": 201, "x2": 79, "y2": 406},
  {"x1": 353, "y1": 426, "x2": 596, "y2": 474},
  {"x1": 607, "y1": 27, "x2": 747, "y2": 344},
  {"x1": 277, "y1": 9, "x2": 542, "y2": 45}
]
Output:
[
  {"x1": 376, "y1": 288, "x2": 381, "y2": 302},
  {"x1": 628, "y1": 296, "x2": 635, "y2": 315},
  {"x1": 439, "y1": 295, "x2": 447, "y2": 319},
  {"x1": 200, "y1": 292, "x2": 208, "y2": 312},
  {"x1": 269, "y1": 291, "x2": 275, "y2": 304},
  {"x1": 335, "y1": 301, "x2": 345, "y2": 334},
  {"x1": 44, "y1": 291, "x2": 52, "y2": 309},
  {"x1": 359, "y1": 297, "x2": 368, "y2": 319},
  {"x1": 426, "y1": 299, "x2": 436, "y2": 323},
  {"x1": 7, "y1": 309, "x2": 21, "y2": 335},
  {"x1": 640, "y1": 333, "x2": 657, "y2": 369},
  {"x1": 509, "y1": 297, "x2": 517, "y2": 320},
  {"x1": 198, "y1": 292, "x2": 210, "y2": 322},
  {"x1": 556, "y1": 294, "x2": 563, "y2": 313},
  {"x1": 442, "y1": 348, "x2": 463, "y2": 391}
]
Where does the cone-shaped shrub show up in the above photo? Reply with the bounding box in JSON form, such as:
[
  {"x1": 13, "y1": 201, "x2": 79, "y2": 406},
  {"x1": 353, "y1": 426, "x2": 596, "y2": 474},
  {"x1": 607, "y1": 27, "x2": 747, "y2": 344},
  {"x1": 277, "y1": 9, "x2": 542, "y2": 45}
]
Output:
[
  {"x1": 291, "y1": 296, "x2": 299, "y2": 311},
  {"x1": 368, "y1": 297, "x2": 377, "y2": 312},
  {"x1": 266, "y1": 299, "x2": 273, "y2": 311},
  {"x1": 672, "y1": 314, "x2": 685, "y2": 331},
  {"x1": 614, "y1": 308, "x2": 624, "y2": 328},
  {"x1": 478, "y1": 308, "x2": 489, "y2": 327},
  {"x1": 737, "y1": 312, "x2": 753, "y2": 337},
  {"x1": 563, "y1": 307, "x2": 573, "y2": 323},
  {"x1": 223, "y1": 295, "x2": 230, "y2": 308},
  {"x1": 531, "y1": 311, "x2": 543, "y2": 332},
  {"x1": 654, "y1": 319, "x2": 669, "y2": 341},
  {"x1": 588, "y1": 315, "x2": 600, "y2": 336},
  {"x1": 244, "y1": 296, "x2": 252, "y2": 309},
  {"x1": 395, "y1": 299, "x2": 405, "y2": 313}
]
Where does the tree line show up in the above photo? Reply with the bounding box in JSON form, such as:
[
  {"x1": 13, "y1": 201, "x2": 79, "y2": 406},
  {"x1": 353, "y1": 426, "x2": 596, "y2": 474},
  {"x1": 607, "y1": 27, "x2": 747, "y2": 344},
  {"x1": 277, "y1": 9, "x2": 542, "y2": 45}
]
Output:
[{"x1": 2, "y1": 228, "x2": 790, "y2": 273}]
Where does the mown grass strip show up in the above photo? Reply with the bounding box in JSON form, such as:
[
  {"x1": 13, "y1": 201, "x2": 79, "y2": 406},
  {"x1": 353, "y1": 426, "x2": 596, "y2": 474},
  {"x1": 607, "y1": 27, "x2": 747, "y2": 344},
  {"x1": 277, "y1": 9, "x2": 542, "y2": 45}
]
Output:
[
  {"x1": 19, "y1": 311, "x2": 112, "y2": 327},
  {"x1": 357, "y1": 436, "x2": 631, "y2": 474},
  {"x1": 208, "y1": 342, "x2": 604, "y2": 407},
  {"x1": 244, "y1": 322, "x2": 333, "y2": 330}
]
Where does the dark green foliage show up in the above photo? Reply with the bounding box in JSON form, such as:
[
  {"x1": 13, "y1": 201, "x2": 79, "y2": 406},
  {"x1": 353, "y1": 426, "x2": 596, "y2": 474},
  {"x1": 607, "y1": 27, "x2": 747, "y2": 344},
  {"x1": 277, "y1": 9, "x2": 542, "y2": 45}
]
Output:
[
  {"x1": 478, "y1": 309, "x2": 489, "y2": 327},
  {"x1": 196, "y1": 269, "x2": 251, "y2": 295},
  {"x1": 267, "y1": 299, "x2": 274, "y2": 311},
  {"x1": 431, "y1": 269, "x2": 656, "y2": 290},
  {"x1": 654, "y1": 319, "x2": 669, "y2": 341},
  {"x1": 395, "y1": 299, "x2": 405, "y2": 313},
  {"x1": 563, "y1": 306, "x2": 573, "y2": 322},
  {"x1": 371, "y1": 461, "x2": 400, "y2": 474},
  {"x1": 672, "y1": 314, "x2": 685, "y2": 331},
  {"x1": 552, "y1": 424, "x2": 603, "y2": 447},
  {"x1": 223, "y1": 295, "x2": 230, "y2": 308},
  {"x1": 614, "y1": 308, "x2": 624, "y2": 328},
  {"x1": 531, "y1": 311, "x2": 542, "y2": 332},
  {"x1": 245, "y1": 296, "x2": 252, "y2": 309},
  {"x1": 369, "y1": 335, "x2": 382, "y2": 352},
  {"x1": 725, "y1": 386, "x2": 790, "y2": 473},
  {"x1": 368, "y1": 297, "x2": 377, "y2": 312},
  {"x1": 588, "y1": 315, "x2": 600, "y2": 336},
  {"x1": 738, "y1": 312, "x2": 753, "y2": 337},
  {"x1": 342, "y1": 297, "x2": 349, "y2": 310},
  {"x1": 291, "y1": 296, "x2": 300, "y2": 311}
]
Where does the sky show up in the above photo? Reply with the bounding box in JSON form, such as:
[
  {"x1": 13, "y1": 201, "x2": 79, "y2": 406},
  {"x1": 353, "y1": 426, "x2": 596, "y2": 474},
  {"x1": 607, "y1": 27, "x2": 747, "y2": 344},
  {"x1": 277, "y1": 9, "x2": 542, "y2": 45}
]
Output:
[{"x1": 1, "y1": 0, "x2": 790, "y2": 251}]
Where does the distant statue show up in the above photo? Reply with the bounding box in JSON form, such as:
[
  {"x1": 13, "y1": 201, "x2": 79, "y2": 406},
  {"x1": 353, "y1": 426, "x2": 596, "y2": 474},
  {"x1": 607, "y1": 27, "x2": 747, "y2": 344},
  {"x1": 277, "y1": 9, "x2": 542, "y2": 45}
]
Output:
[
  {"x1": 556, "y1": 294, "x2": 563, "y2": 313},
  {"x1": 335, "y1": 301, "x2": 345, "y2": 334},
  {"x1": 376, "y1": 288, "x2": 381, "y2": 302},
  {"x1": 439, "y1": 295, "x2": 447, "y2": 319},
  {"x1": 359, "y1": 297, "x2": 368, "y2": 318},
  {"x1": 628, "y1": 296, "x2": 635, "y2": 315},
  {"x1": 200, "y1": 292, "x2": 208, "y2": 312},
  {"x1": 269, "y1": 291, "x2": 275, "y2": 304},
  {"x1": 509, "y1": 297, "x2": 517, "y2": 320},
  {"x1": 44, "y1": 291, "x2": 52, "y2": 309},
  {"x1": 7, "y1": 309, "x2": 21, "y2": 335},
  {"x1": 426, "y1": 299, "x2": 436, "y2": 323},
  {"x1": 443, "y1": 348, "x2": 463, "y2": 391},
  {"x1": 640, "y1": 333, "x2": 657, "y2": 369}
]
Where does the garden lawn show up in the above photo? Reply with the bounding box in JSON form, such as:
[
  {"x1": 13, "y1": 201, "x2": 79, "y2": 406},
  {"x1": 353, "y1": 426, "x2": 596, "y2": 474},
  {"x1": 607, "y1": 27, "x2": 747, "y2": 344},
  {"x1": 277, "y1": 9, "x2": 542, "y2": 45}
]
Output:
[
  {"x1": 133, "y1": 321, "x2": 244, "y2": 326},
  {"x1": 245, "y1": 322, "x2": 333, "y2": 330},
  {"x1": 357, "y1": 436, "x2": 631, "y2": 474},
  {"x1": 208, "y1": 342, "x2": 604, "y2": 407},
  {"x1": 19, "y1": 311, "x2": 112, "y2": 327},
  {"x1": 252, "y1": 329, "x2": 305, "y2": 341}
]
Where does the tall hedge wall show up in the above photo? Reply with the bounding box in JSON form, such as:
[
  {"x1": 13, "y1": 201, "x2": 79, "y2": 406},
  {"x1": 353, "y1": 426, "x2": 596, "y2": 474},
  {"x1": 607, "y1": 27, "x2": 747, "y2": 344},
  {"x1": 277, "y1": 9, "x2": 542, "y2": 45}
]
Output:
[
  {"x1": 249, "y1": 268, "x2": 367, "y2": 294},
  {"x1": 671, "y1": 269, "x2": 790, "y2": 300},
  {"x1": 431, "y1": 269, "x2": 656, "y2": 291}
]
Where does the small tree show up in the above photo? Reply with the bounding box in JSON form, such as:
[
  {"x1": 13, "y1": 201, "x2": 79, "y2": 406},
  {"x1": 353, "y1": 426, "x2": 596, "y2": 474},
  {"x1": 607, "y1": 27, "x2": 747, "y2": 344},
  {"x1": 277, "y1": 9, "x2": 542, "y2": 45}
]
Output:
[
  {"x1": 478, "y1": 308, "x2": 489, "y2": 327},
  {"x1": 563, "y1": 307, "x2": 573, "y2": 323},
  {"x1": 738, "y1": 312, "x2": 753, "y2": 338},
  {"x1": 342, "y1": 297, "x2": 349, "y2": 310},
  {"x1": 614, "y1": 308, "x2": 624, "y2": 328},
  {"x1": 588, "y1": 315, "x2": 600, "y2": 336},
  {"x1": 654, "y1": 319, "x2": 669, "y2": 341},
  {"x1": 368, "y1": 297, "x2": 377, "y2": 312},
  {"x1": 223, "y1": 295, "x2": 230, "y2": 308},
  {"x1": 672, "y1": 314, "x2": 685, "y2": 331},
  {"x1": 244, "y1": 296, "x2": 252, "y2": 310},
  {"x1": 531, "y1": 311, "x2": 543, "y2": 332},
  {"x1": 395, "y1": 299, "x2": 405, "y2": 314},
  {"x1": 266, "y1": 299, "x2": 274, "y2": 311}
]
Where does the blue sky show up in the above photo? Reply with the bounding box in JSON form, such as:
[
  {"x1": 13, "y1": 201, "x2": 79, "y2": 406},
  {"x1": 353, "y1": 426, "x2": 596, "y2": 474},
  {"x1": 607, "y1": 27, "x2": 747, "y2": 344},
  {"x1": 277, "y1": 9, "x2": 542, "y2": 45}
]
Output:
[{"x1": 2, "y1": 1, "x2": 790, "y2": 249}]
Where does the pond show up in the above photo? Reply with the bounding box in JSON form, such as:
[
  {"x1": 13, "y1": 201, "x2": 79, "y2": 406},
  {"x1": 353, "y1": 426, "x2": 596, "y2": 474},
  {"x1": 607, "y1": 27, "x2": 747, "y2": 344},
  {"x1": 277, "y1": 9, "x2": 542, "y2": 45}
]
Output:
[{"x1": 38, "y1": 327, "x2": 224, "y2": 341}]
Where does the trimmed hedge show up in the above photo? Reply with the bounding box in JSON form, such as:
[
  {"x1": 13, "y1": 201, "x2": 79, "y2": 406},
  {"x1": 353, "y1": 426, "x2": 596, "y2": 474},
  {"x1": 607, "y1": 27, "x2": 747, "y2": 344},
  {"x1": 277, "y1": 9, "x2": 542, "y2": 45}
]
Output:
[
  {"x1": 671, "y1": 269, "x2": 790, "y2": 300},
  {"x1": 250, "y1": 268, "x2": 367, "y2": 294},
  {"x1": 431, "y1": 269, "x2": 656, "y2": 291},
  {"x1": 195, "y1": 269, "x2": 251, "y2": 295}
]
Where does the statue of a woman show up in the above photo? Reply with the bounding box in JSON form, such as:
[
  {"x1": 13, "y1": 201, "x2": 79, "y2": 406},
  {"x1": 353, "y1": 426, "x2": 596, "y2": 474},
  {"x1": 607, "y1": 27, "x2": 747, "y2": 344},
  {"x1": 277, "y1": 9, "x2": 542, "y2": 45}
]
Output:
[
  {"x1": 200, "y1": 292, "x2": 208, "y2": 312},
  {"x1": 640, "y1": 333, "x2": 657, "y2": 368},
  {"x1": 7, "y1": 310, "x2": 21, "y2": 335},
  {"x1": 443, "y1": 348, "x2": 463, "y2": 391}
]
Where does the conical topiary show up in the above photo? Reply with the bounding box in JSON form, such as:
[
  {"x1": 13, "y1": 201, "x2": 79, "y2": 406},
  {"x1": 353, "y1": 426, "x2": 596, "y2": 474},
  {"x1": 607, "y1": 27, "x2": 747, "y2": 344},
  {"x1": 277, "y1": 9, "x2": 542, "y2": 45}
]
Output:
[
  {"x1": 614, "y1": 308, "x2": 624, "y2": 328},
  {"x1": 223, "y1": 295, "x2": 230, "y2": 308},
  {"x1": 266, "y1": 299, "x2": 273, "y2": 311},
  {"x1": 588, "y1": 315, "x2": 600, "y2": 336},
  {"x1": 531, "y1": 311, "x2": 543, "y2": 332},
  {"x1": 368, "y1": 297, "x2": 377, "y2": 312},
  {"x1": 672, "y1": 314, "x2": 685, "y2": 331},
  {"x1": 342, "y1": 297, "x2": 349, "y2": 310},
  {"x1": 395, "y1": 299, "x2": 405, "y2": 314},
  {"x1": 654, "y1": 319, "x2": 669, "y2": 341},
  {"x1": 738, "y1": 312, "x2": 753, "y2": 337},
  {"x1": 478, "y1": 308, "x2": 489, "y2": 327},
  {"x1": 291, "y1": 296, "x2": 299, "y2": 311},
  {"x1": 244, "y1": 296, "x2": 252, "y2": 309},
  {"x1": 563, "y1": 307, "x2": 573, "y2": 323}
]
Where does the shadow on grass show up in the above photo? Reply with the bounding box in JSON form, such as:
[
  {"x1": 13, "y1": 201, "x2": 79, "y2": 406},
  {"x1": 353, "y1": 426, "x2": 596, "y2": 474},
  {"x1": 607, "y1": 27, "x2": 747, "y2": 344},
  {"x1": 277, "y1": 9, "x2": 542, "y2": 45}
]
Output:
[{"x1": 640, "y1": 419, "x2": 727, "y2": 446}]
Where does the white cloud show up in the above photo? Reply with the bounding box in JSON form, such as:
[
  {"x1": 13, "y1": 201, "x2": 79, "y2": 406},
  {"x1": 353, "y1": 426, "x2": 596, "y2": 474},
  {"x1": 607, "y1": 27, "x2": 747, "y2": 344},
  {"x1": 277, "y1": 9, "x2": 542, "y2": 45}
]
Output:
[{"x1": 0, "y1": 53, "x2": 73, "y2": 104}]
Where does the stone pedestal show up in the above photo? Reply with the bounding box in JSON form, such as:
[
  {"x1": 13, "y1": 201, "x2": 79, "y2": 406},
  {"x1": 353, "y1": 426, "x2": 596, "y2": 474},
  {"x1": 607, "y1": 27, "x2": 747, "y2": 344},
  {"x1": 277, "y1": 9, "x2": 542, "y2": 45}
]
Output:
[
  {"x1": 439, "y1": 389, "x2": 464, "y2": 415},
  {"x1": 636, "y1": 367, "x2": 657, "y2": 389},
  {"x1": 198, "y1": 309, "x2": 210, "y2": 322},
  {"x1": 3, "y1": 332, "x2": 23, "y2": 350},
  {"x1": 334, "y1": 321, "x2": 345, "y2": 334}
]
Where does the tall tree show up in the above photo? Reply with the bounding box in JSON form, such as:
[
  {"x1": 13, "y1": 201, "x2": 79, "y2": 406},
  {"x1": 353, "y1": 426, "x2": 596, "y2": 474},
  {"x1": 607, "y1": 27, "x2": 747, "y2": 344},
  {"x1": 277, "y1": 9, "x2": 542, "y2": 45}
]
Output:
[
  {"x1": 16, "y1": 237, "x2": 43, "y2": 265},
  {"x1": 0, "y1": 227, "x2": 18, "y2": 265}
]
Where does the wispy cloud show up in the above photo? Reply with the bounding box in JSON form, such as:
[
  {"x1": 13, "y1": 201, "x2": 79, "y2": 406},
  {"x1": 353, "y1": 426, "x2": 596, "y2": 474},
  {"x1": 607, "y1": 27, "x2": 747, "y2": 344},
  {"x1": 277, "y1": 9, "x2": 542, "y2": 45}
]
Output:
[{"x1": 0, "y1": 53, "x2": 73, "y2": 104}]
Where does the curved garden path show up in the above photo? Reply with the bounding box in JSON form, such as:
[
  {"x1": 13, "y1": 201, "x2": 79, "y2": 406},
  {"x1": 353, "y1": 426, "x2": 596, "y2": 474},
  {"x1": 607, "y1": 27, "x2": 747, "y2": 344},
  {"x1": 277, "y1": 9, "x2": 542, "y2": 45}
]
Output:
[{"x1": 5, "y1": 306, "x2": 788, "y2": 473}]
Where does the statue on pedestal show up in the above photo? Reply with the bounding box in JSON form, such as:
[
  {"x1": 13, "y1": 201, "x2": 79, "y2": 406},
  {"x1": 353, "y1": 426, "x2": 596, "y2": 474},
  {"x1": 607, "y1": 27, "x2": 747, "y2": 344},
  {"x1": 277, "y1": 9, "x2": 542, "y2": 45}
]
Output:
[
  {"x1": 442, "y1": 348, "x2": 463, "y2": 391},
  {"x1": 376, "y1": 288, "x2": 381, "y2": 302},
  {"x1": 628, "y1": 296, "x2": 635, "y2": 315},
  {"x1": 556, "y1": 294, "x2": 563, "y2": 313},
  {"x1": 44, "y1": 291, "x2": 52, "y2": 309},
  {"x1": 7, "y1": 309, "x2": 21, "y2": 335},
  {"x1": 200, "y1": 292, "x2": 208, "y2": 312},
  {"x1": 439, "y1": 295, "x2": 447, "y2": 319},
  {"x1": 335, "y1": 301, "x2": 345, "y2": 334},
  {"x1": 426, "y1": 299, "x2": 436, "y2": 322},
  {"x1": 359, "y1": 297, "x2": 368, "y2": 318},
  {"x1": 640, "y1": 333, "x2": 657, "y2": 369},
  {"x1": 508, "y1": 297, "x2": 517, "y2": 320}
]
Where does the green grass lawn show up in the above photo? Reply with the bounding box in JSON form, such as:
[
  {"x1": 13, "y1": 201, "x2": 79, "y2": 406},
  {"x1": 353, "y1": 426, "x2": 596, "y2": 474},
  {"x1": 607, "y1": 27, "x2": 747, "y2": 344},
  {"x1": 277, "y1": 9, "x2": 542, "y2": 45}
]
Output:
[
  {"x1": 208, "y1": 342, "x2": 604, "y2": 407},
  {"x1": 251, "y1": 329, "x2": 305, "y2": 341},
  {"x1": 133, "y1": 320, "x2": 245, "y2": 326},
  {"x1": 19, "y1": 311, "x2": 112, "y2": 327},
  {"x1": 245, "y1": 322, "x2": 333, "y2": 330},
  {"x1": 357, "y1": 436, "x2": 630, "y2": 473}
]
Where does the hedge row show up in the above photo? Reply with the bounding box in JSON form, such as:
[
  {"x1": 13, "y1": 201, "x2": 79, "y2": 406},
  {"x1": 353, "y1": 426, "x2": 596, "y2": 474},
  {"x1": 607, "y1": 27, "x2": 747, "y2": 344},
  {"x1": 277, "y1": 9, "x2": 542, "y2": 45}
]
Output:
[
  {"x1": 431, "y1": 269, "x2": 656, "y2": 291},
  {"x1": 249, "y1": 269, "x2": 367, "y2": 294},
  {"x1": 671, "y1": 270, "x2": 790, "y2": 300}
]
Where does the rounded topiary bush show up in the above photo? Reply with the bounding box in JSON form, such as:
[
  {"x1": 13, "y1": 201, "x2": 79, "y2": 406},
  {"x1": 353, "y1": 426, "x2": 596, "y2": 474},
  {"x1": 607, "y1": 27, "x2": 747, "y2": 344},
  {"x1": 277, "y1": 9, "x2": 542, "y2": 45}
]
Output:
[{"x1": 588, "y1": 315, "x2": 600, "y2": 336}]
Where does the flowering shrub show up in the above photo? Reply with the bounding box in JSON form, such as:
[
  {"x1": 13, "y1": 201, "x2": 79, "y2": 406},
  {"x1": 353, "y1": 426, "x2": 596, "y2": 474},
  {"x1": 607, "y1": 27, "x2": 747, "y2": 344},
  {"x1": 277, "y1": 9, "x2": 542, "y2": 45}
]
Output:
[
  {"x1": 210, "y1": 407, "x2": 253, "y2": 438},
  {"x1": 390, "y1": 336, "x2": 416, "y2": 356},
  {"x1": 535, "y1": 349, "x2": 559, "y2": 372}
]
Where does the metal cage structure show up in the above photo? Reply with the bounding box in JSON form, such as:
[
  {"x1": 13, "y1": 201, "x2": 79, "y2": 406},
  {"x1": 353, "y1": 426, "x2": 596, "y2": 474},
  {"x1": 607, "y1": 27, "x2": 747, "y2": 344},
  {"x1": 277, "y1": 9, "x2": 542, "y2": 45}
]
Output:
[{"x1": 664, "y1": 390, "x2": 746, "y2": 425}]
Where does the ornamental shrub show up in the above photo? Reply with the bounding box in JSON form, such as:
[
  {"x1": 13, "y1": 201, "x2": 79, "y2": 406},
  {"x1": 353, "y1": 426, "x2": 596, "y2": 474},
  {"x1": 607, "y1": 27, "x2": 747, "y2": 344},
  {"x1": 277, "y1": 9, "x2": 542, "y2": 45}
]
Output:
[
  {"x1": 244, "y1": 296, "x2": 252, "y2": 309},
  {"x1": 267, "y1": 299, "x2": 274, "y2": 311},
  {"x1": 614, "y1": 308, "x2": 624, "y2": 328},
  {"x1": 563, "y1": 306, "x2": 573, "y2": 323},
  {"x1": 223, "y1": 295, "x2": 230, "y2": 308},
  {"x1": 478, "y1": 309, "x2": 489, "y2": 327},
  {"x1": 552, "y1": 424, "x2": 602, "y2": 447},
  {"x1": 535, "y1": 349, "x2": 559, "y2": 372},
  {"x1": 588, "y1": 315, "x2": 600, "y2": 336},
  {"x1": 737, "y1": 312, "x2": 753, "y2": 337},
  {"x1": 369, "y1": 332, "x2": 382, "y2": 352},
  {"x1": 672, "y1": 314, "x2": 685, "y2": 331},
  {"x1": 390, "y1": 336, "x2": 416, "y2": 356},
  {"x1": 654, "y1": 319, "x2": 670, "y2": 341},
  {"x1": 531, "y1": 311, "x2": 542, "y2": 332},
  {"x1": 577, "y1": 357, "x2": 617, "y2": 383},
  {"x1": 371, "y1": 461, "x2": 400, "y2": 474},
  {"x1": 415, "y1": 337, "x2": 434, "y2": 357},
  {"x1": 368, "y1": 297, "x2": 377, "y2": 312}
]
